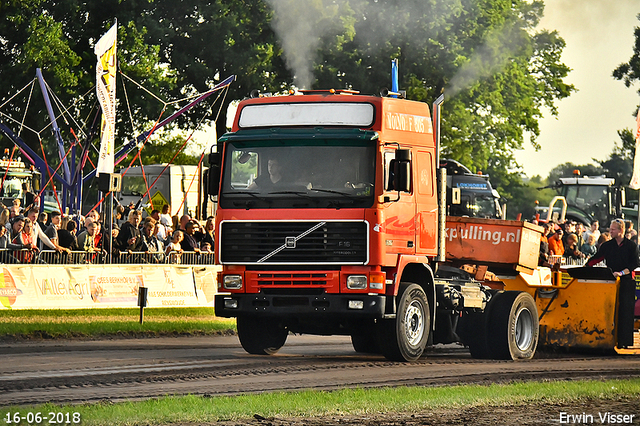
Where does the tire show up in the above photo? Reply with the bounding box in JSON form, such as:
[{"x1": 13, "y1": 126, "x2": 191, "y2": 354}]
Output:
[
  {"x1": 236, "y1": 316, "x2": 288, "y2": 355},
  {"x1": 351, "y1": 331, "x2": 380, "y2": 354},
  {"x1": 487, "y1": 291, "x2": 539, "y2": 360},
  {"x1": 457, "y1": 311, "x2": 492, "y2": 359},
  {"x1": 377, "y1": 283, "x2": 430, "y2": 362}
]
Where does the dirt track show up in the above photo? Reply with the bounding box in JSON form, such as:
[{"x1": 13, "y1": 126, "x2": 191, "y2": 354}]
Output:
[
  {"x1": 1, "y1": 334, "x2": 640, "y2": 409},
  {"x1": 195, "y1": 398, "x2": 640, "y2": 426}
]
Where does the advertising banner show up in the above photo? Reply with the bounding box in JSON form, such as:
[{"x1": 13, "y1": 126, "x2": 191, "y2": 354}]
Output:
[{"x1": 0, "y1": 264, "x2": 219, "y2": 310}]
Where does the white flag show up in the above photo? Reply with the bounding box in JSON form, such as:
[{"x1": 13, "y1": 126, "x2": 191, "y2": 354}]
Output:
[
  {"x1": 95, "y1": 22, "x2": 117, "y2": 176},
  {"x1": 629, "y1": 108, "x2": 640, "y2": 190}
]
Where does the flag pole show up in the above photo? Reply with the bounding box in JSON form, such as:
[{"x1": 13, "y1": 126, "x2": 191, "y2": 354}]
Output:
[{"x1": 630, "y1": 108, "x2": 640, "y2": 233}]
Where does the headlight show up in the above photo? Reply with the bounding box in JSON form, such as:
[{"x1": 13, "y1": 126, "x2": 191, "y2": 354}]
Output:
[
  {"x1": 346, "y1": 275, "x2": 367, "y2": 290},
  {"x1": 223, "y1": 275, "x2": 243, "y2": 290}
]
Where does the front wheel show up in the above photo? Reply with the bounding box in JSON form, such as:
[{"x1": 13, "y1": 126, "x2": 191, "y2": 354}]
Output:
[
  {"x1": 351, "y1": 331, "x2": 380, "y2": 354},
  {"x1": 236, "y1": 316, "x2": 288, "y2": 355},
  {"x1": 488, "y1": 291, "x2": 539, "y2": 360},
  {"x1": 377, "y1": 283, "x2": 430, "y2": 362}
]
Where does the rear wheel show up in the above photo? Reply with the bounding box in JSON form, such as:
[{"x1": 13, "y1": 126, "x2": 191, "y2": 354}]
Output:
[
  {"x1": 457, "y1": 311, "x2": 491, "y2": 359},
  {"x1": 488, "y1": 291, "x2": 538, "y2": 360},
  {"x1": 236, "y1": 316, "x2": 288, "y2": 355},
  {"x1": 378, "y1": 283, "x2": 430, "y2": 362}
]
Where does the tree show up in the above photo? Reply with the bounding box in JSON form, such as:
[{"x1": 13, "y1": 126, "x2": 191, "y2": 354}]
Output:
[
  {"x1": 0, "y1": 0, "x2": 290, "y2": 172},
  {"x1": 138, "y1": 0, "x2": 293, "y2": 140},
  {"x1": 503, "y1": 174, "x2": 555, "y2": 221},
  {"x1": 0, "y1": 1, "x2": 176, "y2": 175},
  {"x1": 598, "y1": 129, "x2": 635, "y2": 187},
  {"x1": 612, "y1": 14, "x2": 640, "y2": 100},
  {"x1": 310, "y1": 0, "x2": 574, "y2": 177},
  {"x1": 545, "y1": 162, "x2": 605, "y2": 185}
]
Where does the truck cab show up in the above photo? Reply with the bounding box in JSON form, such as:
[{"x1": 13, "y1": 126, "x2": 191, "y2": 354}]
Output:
[
  {"x1": 537, "y1": 175, "x2": 629, "y2": 227},
  {"x1": 440, "y1": 158, "x2": 502, "y2": 219}
]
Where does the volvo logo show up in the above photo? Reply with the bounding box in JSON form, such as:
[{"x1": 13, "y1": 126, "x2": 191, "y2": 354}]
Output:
[{"x1": 285, "y1": 236, "x2": 296, "y2": 248}]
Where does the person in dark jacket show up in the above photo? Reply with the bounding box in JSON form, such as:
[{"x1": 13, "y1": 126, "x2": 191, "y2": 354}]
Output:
[
  {"x1": 587, "y1": 219, "x2": 639, "y2": 348},
  {"x1": 58, "y1": 218, "x2": 78, "y2": 251},
  {"x1": 117, "y1": 210, "x2": 146, "y2": 252},
  {"x1": 181, "y1": 221, "x2": 200, "y2": 252}
]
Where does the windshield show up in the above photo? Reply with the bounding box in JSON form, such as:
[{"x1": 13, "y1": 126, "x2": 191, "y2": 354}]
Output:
[
  {"x1": 121, "y1": 176, "x2": 156, "y2": 196},
  {"x1": 564, "y1": 185, "x2": 607, "y2": 208},
  {"x1": 449, "y1": 195, "x2": 499, "y2": 218},
  {"x1": 1, "y1": 177, "x2": 24, "y2": 199},
  {"x1": 474, "y1": 195, "x2": 500, "y2": 219},
  {"x1": 220, "y1": 139, "x2": 376, "y2": 209},
  {"x1": 563, "y1": 185, "x2": 609, "y2": 223}
]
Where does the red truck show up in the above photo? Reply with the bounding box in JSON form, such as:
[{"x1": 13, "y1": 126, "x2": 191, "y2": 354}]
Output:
[{"x1": 209, "y1": 89, "x2": 539, "y2": 361}]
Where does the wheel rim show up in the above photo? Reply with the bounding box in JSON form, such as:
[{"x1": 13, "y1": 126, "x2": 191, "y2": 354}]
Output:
[
  {"x1": 514, "y1": 306, "x2": 534, "y2": 351},
  {"x1": 403, "y1": 300, "x2": 425, "y2": 346}
]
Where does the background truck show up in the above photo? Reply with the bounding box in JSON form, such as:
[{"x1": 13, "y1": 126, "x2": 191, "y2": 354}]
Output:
[
  {"x1": 0, "y1": 157, "x2": 40, "y2": 209},
  {"x1": 117, "y1": 164, "x2": 214, "y2": 219},
  {"x1": 537, "y1": 172, "x2": 635, "y2": 227},
  {"x1": 440, "y1": 158, "x2": 503, "y2": 219},
  {"x1": 209, "y1": 88, "x2": 540, "y2": 362}
]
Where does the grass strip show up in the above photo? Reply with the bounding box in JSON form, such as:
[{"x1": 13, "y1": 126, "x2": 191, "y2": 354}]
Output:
[
  {"x1": 0, "y1": 308, "x2": 236, "y2": 339},
  {"x1": 1, "y1": 379, "x2": 638, "y2": 426}
]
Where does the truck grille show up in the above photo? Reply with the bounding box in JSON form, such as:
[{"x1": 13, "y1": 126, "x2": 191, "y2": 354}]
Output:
[
  {"x1": 257, "y1": 272, "x2": 330, "y2": 285},
  {"x1": 220, "y1": 221, "x2": 368, "y2": 264}
]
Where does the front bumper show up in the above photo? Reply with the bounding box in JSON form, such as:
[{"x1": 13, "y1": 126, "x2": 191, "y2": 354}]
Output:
[{"x1": 215, "y1": 293, "x2": 386, "y2": 318}]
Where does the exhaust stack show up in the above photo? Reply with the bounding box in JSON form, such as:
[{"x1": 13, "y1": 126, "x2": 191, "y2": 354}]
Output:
[{"x1": 433, "y1": 93, "x2": 446, "y2": 262}]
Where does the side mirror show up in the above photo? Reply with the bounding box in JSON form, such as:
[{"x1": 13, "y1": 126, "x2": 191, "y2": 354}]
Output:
[
  {"x1": 207, "y1": 152, "x2": 221, "y2": 196},
  {"x1": 388, "y1": 149, "x2": 411, "y2": 193}
]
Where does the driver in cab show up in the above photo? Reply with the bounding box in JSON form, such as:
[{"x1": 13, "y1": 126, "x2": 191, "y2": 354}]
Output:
[{"x1": 248, "y1": 158, "x2": 283, "y2": 191}]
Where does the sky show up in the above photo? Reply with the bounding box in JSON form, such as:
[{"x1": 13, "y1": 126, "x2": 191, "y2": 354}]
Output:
[{"x1": 514, "y1": 0, "x2": 640, "y2": 178}]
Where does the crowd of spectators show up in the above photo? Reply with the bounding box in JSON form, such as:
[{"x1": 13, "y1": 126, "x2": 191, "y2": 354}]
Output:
[
  {"x1": 0, "y1": 200, "x2": 215, "y2": 265},
  {"x1": 536, "y1": 217, "x2": 640, "y2": 267}
]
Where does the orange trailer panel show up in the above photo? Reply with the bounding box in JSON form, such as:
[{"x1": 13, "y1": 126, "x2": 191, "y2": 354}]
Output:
[{"x1": 445, "y1": 217, "x2": 543, "y2": 272}]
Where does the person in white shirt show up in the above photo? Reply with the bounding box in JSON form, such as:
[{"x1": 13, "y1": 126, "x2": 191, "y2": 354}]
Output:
[
  {"x1": 26, "y1": 207, "x2": 58, "y2": 252},
  {"x1": 150, "y1": 209, "x2": 167, "y2": 242},
  {"x1": 582, "y1": 220, "x2": 601, "y2": 244},
  {"x1": 159, "y1": 204, "x2": 172, "y2": 228}
]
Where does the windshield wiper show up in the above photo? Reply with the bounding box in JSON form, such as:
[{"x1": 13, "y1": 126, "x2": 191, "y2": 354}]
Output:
[
  {"x1": 268, "y1": 190, "x2": 313, "y2": 199},
  {"x1": 222, "y1": 191, "x2": 269, "y2": 201},
  {"x1": 222, "y1": 191, "x2": 273, "y2": 209},
  {"x1": 310, "y1": 188, "x2": 360, "y2": 201}
]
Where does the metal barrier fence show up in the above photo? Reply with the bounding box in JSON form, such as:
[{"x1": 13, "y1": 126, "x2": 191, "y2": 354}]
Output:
[
  {"x1": 30, "y1": 250, "x2": 216, "y2": 265},
  {"x1": 0, "y1": 248, "x2": 37, "y2": 264},
  {"x1": 548, "y1": 255, "x2": 589, "y2": 267}
]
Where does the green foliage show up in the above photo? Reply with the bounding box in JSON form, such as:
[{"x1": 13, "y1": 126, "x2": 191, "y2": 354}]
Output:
[
  {"x1": 311, "y1": 0, "x2": 574, "y2": 177},
  {"x1": 546, "y1": 162, "x2": 605, "y2": 185},
  {"x1": 119, "y1": 133, "x2": 202, "y2": 167},
  {"x1": 613, "y1": 16, "x2": 640, "y2": 94},
  {"x1": 0, "y1": 0, "x2": 288, "y2": 174},
  {"x1": 598, "y1": 129, "x2": 635, "y2": 185}
]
